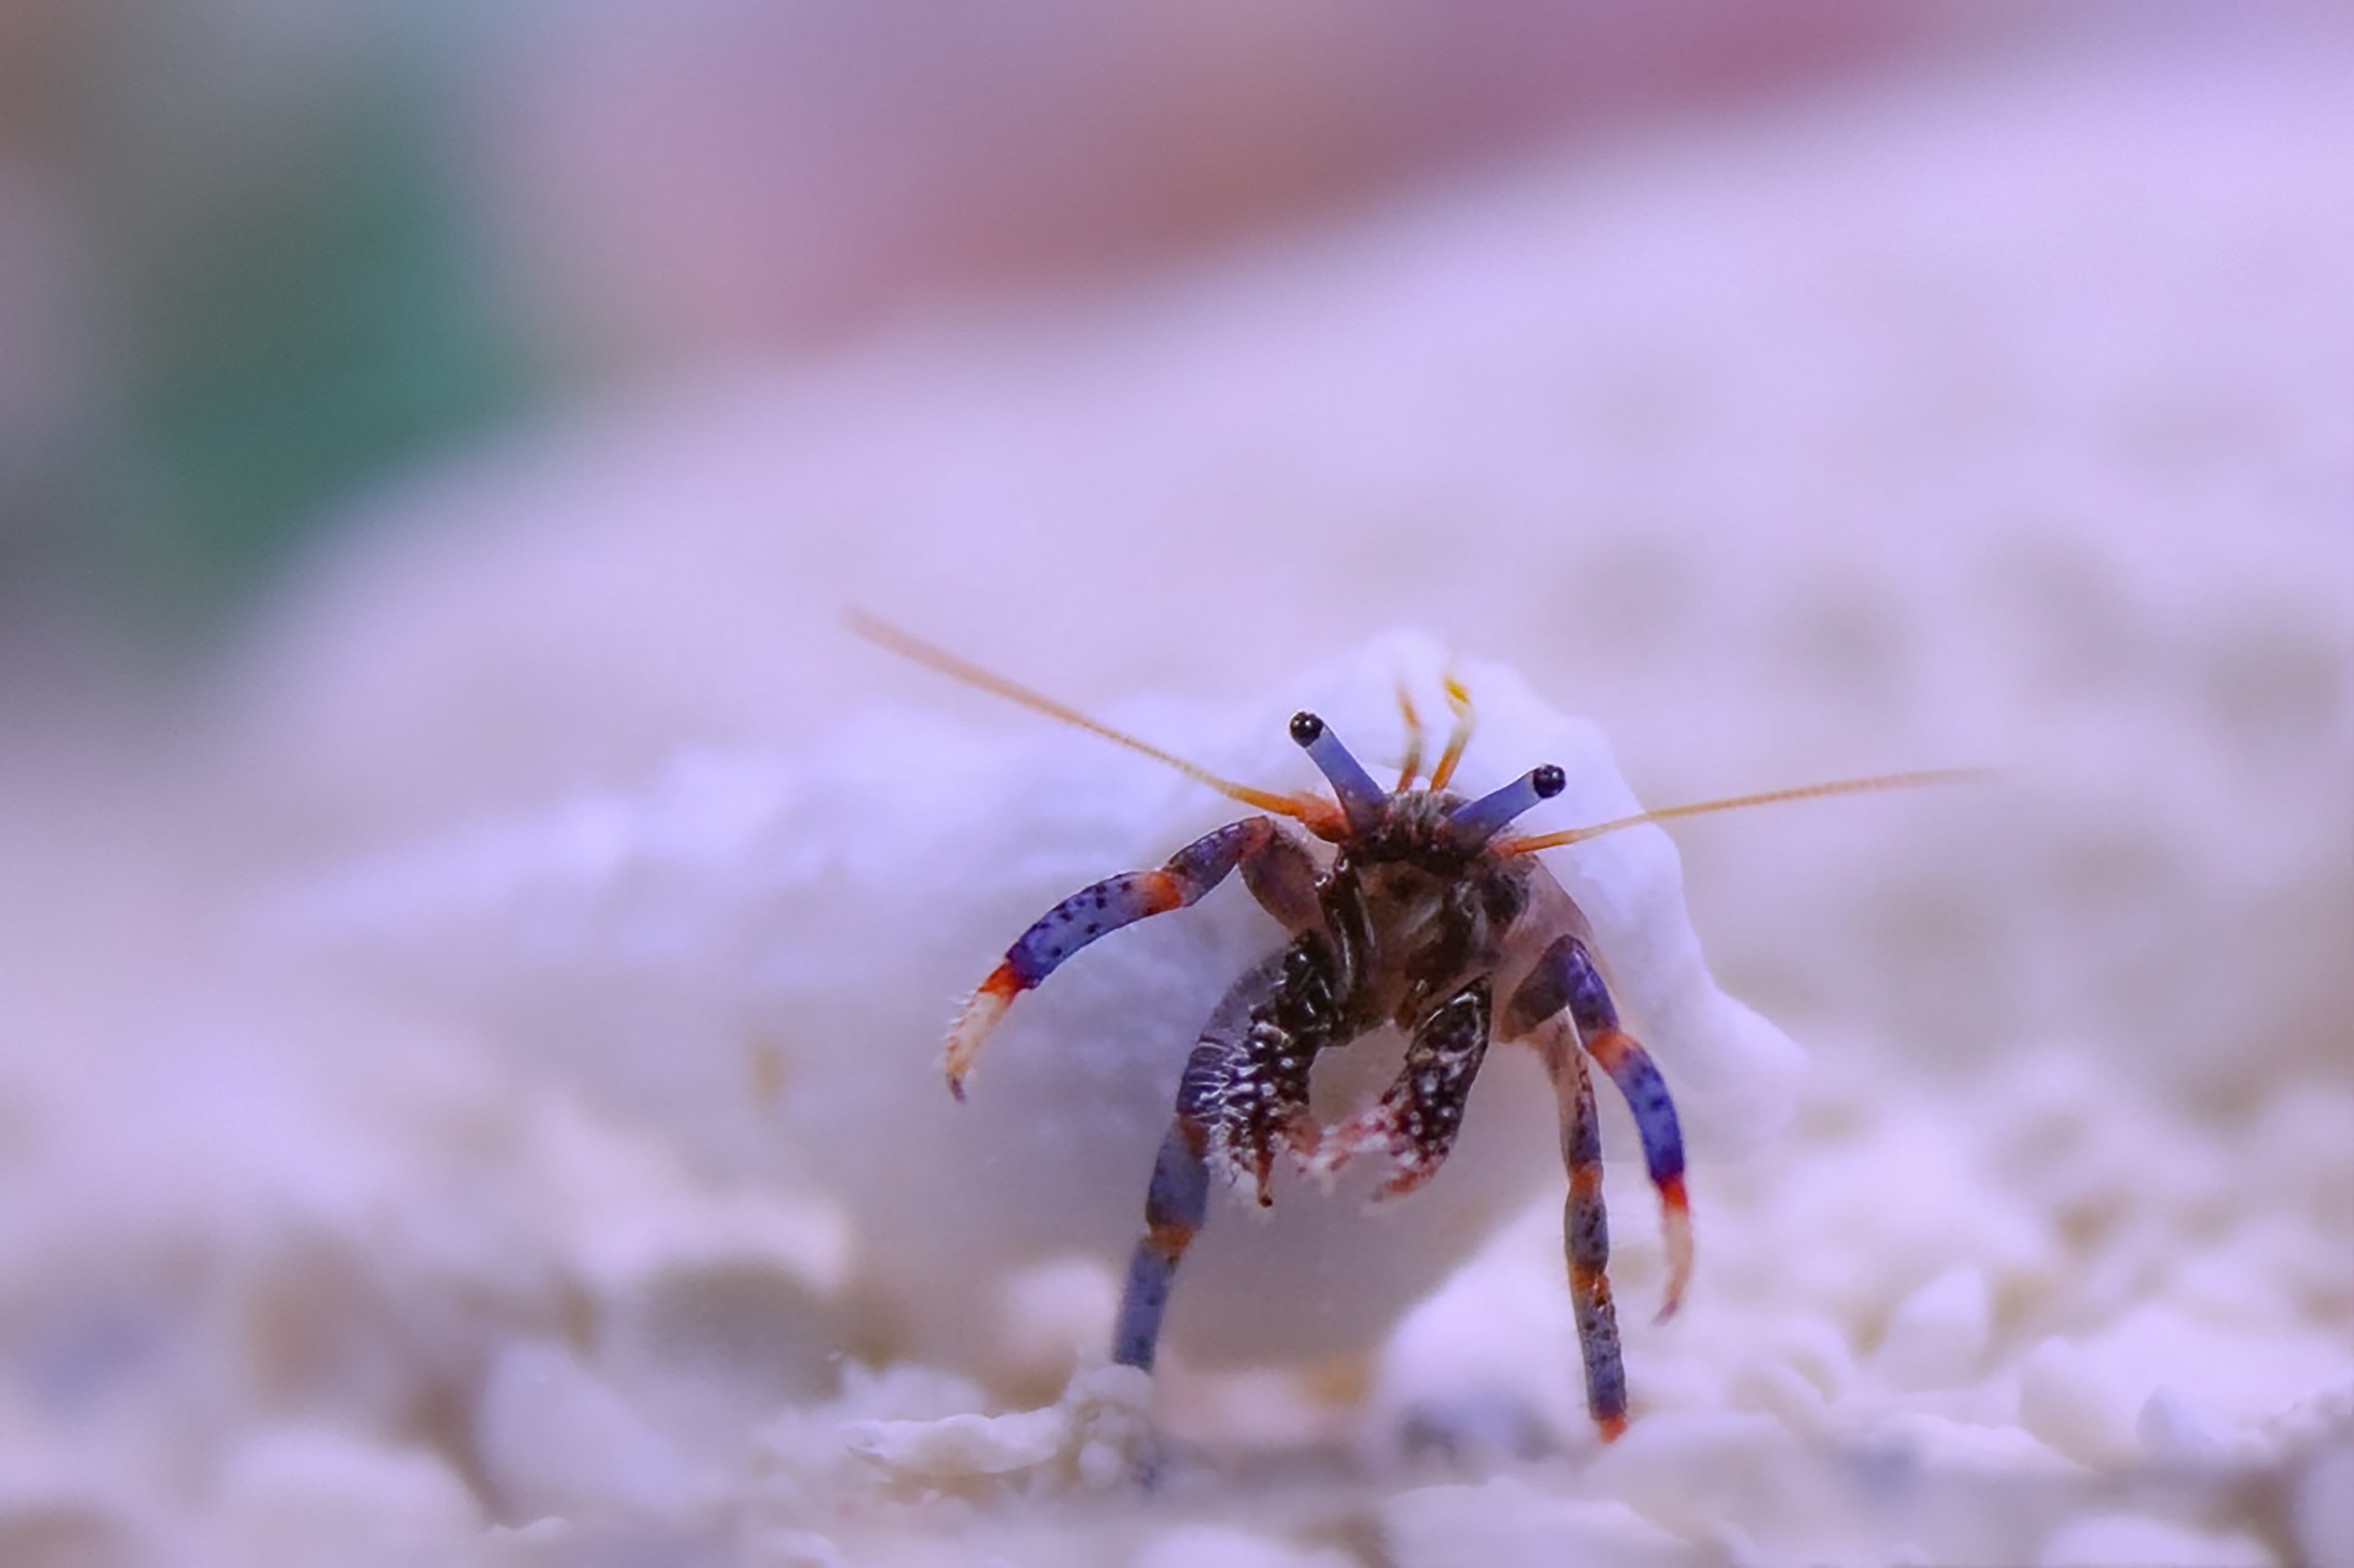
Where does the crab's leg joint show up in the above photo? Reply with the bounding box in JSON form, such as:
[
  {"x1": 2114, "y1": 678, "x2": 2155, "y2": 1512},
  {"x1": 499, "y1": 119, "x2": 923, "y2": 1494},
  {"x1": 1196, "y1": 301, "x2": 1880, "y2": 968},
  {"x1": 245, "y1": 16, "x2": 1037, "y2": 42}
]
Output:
[
  {"x1": 1314, "y1": 980, "x2": 1491, "y2": 1200},
  {"x1": 1113, "y1": 1113, "x2": 1211, "y2": 1373},
  {"x1": 945, "y1": 816, "x2": 1308, "y2": 1097},
  {"x1": 1289, "y1": 712, "x2": 1385, "y2": 837},
  {"x1": 1447, "y1": 764, "x2": 1567, "y2": 848},
  {"x1": 1511, "y1": 934, "x2": 1691, "y2": 1321}
]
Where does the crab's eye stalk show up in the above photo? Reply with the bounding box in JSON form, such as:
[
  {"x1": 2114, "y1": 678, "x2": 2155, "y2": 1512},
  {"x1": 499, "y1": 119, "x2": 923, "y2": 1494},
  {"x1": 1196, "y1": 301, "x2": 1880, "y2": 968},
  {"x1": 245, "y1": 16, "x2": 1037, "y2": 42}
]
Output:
[
  {"x1": 1449, "y1": 764, "x2": 1569, "y2": 848},
  {"x1": 1290, "y1": 710, "x2": 1384, "y2": 835}
]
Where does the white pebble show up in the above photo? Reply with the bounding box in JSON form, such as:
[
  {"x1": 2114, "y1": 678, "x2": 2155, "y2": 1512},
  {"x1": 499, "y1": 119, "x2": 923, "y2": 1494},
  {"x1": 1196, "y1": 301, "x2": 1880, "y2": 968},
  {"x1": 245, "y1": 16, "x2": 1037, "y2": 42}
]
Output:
[
  {"x1": 1384, "y1": 1477, "x2": 1697, "y2": 1568},
  {"x1": 2019, "y1": 1338, "x2": 2138, "y2": 1471},
  {"x1": 843, "y1": 1407, "x2": 1067, "y2": 1480},
  {"x1": 2036, "y1": 1514, "x2": 2274, "y2": 1567},
  {"x1": 2137, "y1": 1385, "x2": 2264, "y2": 1467},
  {"x1": 836, "y1": 1363, "x2": 1155, "y2": 1499},
  {"x1": 1131, "y1": 1526, "x2": 1355, "y2": 1568},
  {"x1": 216, "y1": 1425, "x2": 481, "y2": 1566},
  {"x1": 1861, "y1": 1412, "x2": 2086, "y2": 1477},
  {"x1": 474, "y1": 1339, "x2": 708, "y2": 1522},
  {"x1": 1871, "y1": 1266, "x2": 1991, "y2": 1391},
  {"x1": 745, "y1": 1532, "x2": 850, "y2": 1568},
  {"x1": 1729, "y1": 1355, "x2": 1829, "y2": 1437},
  {"x1": 1586, "y1": 1410, "x2": 1796, "y2": 1540}
]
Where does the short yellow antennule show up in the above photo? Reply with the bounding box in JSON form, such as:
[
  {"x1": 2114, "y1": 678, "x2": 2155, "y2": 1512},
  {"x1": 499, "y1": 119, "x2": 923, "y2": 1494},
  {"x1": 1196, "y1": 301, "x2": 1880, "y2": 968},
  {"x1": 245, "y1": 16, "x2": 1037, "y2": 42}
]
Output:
[
  {"x1": 847, "y1": 611, "x2": 1344, "y2": 834},
  {"x1": 1496, "y1": 769, "x2": 1990, "y2": 854},
  {"x1": 1426, "y1": 668, "x2": 1477, "y2": 791},
  {"x1": 1393, "y1": 677, "x2": 1426, "y2": 791}
]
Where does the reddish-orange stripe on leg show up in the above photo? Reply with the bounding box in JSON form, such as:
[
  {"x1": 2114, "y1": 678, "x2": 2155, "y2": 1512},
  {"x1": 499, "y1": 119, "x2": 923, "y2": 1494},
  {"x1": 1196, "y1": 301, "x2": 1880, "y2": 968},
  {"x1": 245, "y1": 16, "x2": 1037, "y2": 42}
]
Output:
[
  {"x1": 1583, "y1": 1027, "x2": 1694, "y2": 1322},
  {"x1": 1133, "y1": 869, "x2": 1186, "y2": 915},
  {"x1": 1556, "y1": 1039, "x2": 1629, "y2": 1443}
]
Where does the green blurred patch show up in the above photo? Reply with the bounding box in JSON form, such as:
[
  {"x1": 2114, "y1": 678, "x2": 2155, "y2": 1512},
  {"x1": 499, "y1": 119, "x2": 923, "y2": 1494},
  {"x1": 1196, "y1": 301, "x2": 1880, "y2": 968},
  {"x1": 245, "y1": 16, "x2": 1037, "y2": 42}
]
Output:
[{"x1": 112, "y1": 85, "x2": 537, "y2": 641}]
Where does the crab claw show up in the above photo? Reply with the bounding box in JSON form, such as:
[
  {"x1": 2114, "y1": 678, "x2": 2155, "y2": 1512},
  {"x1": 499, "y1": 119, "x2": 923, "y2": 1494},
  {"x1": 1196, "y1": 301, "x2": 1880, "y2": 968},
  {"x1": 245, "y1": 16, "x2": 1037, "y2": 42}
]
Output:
[
  {"x1": 1278, "y1": 1114, "x2": 1324, "y2": 1183},
  {"x1": 1301, "y1": 1121, "x2": 1363, "y2": 1192},
  {"x1": 1212, "y1": 1111, "x2": 1323, "y2": 1208},
  {"x1": 1305, "y1": 1104, "x2": 1442, "y2": 1202}
]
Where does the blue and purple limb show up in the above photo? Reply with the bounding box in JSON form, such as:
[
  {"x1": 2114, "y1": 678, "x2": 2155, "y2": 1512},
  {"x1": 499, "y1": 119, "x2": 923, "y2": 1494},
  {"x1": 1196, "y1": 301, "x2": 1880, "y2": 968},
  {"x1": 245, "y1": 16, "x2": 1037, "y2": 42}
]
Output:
[
  {"x1": 943, "y1": 816, "x2": 1317, "y2": 1097},
  {"x1": 1114, "y1": 941, "x2": 1334, "y2": 1375},
  {"x1": 1114, "y1": 1112, "x2": 1211, "y2": 1374},
  {"x1": 1554, "y1": 1035, "x2": 1628, "y2": 1441},
  {"x1": 1508, "y1": 934, "x2": 1693, "y2": 1321},
  {"x1": 1315, "y1": 981, "x2": 1492, "y2": 1200}
]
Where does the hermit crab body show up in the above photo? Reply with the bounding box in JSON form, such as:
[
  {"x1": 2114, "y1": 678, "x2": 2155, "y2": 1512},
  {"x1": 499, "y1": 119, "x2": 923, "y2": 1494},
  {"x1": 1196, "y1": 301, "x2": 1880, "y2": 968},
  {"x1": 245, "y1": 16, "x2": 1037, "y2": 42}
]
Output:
[{"x1": 853, "y1": 614, "x2": 1965, "y2": 1444}]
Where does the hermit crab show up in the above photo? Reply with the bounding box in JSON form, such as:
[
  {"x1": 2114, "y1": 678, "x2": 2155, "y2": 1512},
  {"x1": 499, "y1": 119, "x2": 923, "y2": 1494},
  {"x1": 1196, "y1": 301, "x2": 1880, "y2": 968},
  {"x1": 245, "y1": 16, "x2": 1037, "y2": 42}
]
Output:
[{"x1": 853, "y1": 614, "x2": 1964, "y2": 1444}]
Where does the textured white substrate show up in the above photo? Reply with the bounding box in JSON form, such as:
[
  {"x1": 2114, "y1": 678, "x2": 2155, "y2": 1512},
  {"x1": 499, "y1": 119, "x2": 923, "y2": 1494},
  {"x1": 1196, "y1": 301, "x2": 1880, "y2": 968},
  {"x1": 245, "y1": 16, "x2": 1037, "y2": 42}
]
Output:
[{"x1": 2, "y1": 25, "x2": 2348, "y2": 1568}]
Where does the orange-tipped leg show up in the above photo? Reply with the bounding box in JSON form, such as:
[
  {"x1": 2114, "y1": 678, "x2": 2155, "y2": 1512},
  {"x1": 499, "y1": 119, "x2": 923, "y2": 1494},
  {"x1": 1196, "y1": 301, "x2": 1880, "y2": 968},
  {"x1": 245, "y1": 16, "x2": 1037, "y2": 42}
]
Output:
[
  {"x1": 1550, "y1": 1038, "x2": 1629, "y2": 1440},
  {"x1": 1584, "y1": 1027, "x2": 1693, "y2": 1322},
  {"x1": 1511, "y1": 933, "x2": 1693, "y2": 1321},
  {"x1": 1114, "y1": 1114, "x2": 1211, "y2": 1373},
  {"x1": 1117, "y1": 935, "x2": 1341, "y2": 1374},
  {"x1": 1655, "y1": 1173, "x2": 1693, "y2": 1323},
  {"x1": 940, "y1": 817, "x2": 1293, "y2": 1097}
]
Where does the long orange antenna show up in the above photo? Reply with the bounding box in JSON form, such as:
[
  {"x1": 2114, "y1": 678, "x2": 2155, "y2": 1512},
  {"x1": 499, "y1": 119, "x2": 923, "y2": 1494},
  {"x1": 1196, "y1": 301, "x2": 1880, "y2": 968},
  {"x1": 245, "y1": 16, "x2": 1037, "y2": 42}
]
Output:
[
  {"x1": 1495, "y1": 768, "x2": 1989, "y2": 855},
  {"x1": 848, "y1": 611, "x2": 1343, "y2": 833}
]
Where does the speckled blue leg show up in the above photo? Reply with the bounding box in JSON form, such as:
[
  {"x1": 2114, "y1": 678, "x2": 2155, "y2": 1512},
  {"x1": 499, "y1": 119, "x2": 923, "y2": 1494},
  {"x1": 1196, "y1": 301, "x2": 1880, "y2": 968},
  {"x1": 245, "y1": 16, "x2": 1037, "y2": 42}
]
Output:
[
  {"x1": 1113, "y1": 1113, "x2": 1211, "y2": 1373},
  {"x1": 1509, "y1": 934, "x2": 1691, "y2": 1318},
  {"x1": 1552, "y1": 1035, "x2": 1628, "y2": 1439},
  {"x1": 1114, "y1": 935, "x2": 1342, "y2": 1375},
  {"x1": 945, "y1": 817, "x2": 1320, "y2": 1095}
]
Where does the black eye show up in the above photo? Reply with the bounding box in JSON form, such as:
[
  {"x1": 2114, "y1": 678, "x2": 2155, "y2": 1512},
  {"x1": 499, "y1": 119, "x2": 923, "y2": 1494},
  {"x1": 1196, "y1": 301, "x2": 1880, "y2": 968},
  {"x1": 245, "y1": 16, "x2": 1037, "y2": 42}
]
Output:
[
  {"x1": 1289, "y1": 712, "x2": 1325, "y2": 745},
  {"x1": 1532, "y1": 764, "x2": 1566, "y2": 798}
]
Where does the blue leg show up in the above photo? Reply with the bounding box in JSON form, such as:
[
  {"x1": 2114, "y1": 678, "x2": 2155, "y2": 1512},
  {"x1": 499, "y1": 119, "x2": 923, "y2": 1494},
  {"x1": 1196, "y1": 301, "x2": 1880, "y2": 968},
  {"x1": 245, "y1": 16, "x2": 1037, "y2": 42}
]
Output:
[
  {"x1": 1550, "y1": 1031, "x2": 1628, "y2": 1439},
  {"x1": 1509, "y1": 934, "x2": 1691, "y2": 1319},
  {"x1": 1113, "y1": 933, "x2": 1342, "y2": 1376},
  {"x1": 1113, "y1": 1114, "x2": 1210, "y2": 1373},
  {"x1": 945, "y1": 817, "x2": 1320, "y2": 1096}
]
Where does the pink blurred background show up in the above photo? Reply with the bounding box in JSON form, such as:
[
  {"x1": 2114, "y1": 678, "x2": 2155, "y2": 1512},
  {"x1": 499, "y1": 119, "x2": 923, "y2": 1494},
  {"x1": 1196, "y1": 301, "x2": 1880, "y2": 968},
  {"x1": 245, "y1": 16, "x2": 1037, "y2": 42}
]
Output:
[{"x1": 0, "y1": 0, "x2": 2021, "y2": 669}]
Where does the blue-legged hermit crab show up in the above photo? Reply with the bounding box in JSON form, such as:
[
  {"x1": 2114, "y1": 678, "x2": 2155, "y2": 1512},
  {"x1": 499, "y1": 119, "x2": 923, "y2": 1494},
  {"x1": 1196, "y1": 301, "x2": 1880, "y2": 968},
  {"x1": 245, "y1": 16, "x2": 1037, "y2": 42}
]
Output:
[{"x1": 854, "y1": 614, "x2": 1968, "y2": 1444}]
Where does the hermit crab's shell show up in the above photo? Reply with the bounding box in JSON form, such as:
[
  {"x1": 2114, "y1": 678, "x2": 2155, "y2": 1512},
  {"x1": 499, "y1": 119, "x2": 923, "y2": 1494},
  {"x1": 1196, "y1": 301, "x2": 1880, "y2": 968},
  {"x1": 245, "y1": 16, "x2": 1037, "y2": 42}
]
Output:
[{"x1": 287, "y1": 632, "x2": 1801, "y2": 1375}]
